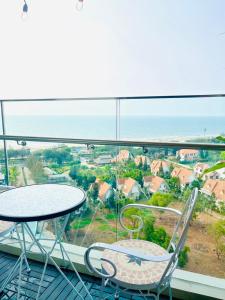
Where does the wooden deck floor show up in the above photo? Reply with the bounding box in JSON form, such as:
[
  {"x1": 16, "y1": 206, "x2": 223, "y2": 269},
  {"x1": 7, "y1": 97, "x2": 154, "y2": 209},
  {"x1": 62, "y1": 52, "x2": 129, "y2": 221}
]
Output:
[{"x1": 0, "y1": 251, "x2": 171, "y2": 300}]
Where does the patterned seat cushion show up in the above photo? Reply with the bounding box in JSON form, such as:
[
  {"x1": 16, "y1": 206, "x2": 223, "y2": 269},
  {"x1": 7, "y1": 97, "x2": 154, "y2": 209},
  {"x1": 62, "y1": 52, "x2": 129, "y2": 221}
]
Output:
[
  {"x1": 0, "y1": 221, "x2": 14, "y2": 237},
  {"x1": 102, "y1": 239, "x2": 170, "y2": 290}
]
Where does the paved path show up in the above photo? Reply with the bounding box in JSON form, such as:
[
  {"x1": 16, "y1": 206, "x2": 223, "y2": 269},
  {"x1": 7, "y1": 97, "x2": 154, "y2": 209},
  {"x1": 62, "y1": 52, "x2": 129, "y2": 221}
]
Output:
[{"x1": 17, "y1": 167, "x2": 35, "y2": 186}]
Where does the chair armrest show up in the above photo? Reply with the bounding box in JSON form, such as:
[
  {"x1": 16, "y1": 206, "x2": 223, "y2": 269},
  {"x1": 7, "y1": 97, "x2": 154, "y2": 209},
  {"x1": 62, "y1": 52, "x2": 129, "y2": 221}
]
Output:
[
  {"x1": 84, "y1": 242, "x2": 172, "y2": 279},
  {"x1": 119, "y1": 203, "x2": 182, "y2": 233}
]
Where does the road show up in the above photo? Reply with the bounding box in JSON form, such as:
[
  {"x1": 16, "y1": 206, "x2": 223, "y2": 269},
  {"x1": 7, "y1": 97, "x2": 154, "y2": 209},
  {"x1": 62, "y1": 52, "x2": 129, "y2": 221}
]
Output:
[{"x1": 17, "y1": 166, "x2": 35, "y2": 186}]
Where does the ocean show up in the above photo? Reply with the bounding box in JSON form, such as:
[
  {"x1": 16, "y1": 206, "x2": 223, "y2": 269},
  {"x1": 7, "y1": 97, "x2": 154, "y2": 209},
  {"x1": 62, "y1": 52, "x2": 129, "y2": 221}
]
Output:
[{"x1": 3, "y1": 115, "x2": 225, "y2": 142}]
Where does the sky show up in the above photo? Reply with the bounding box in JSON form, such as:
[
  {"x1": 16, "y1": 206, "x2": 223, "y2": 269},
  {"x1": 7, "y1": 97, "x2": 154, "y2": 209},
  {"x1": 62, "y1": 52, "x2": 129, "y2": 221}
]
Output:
[{"x1": 0, "y1": 0, "x2": 225, "y2": 116}]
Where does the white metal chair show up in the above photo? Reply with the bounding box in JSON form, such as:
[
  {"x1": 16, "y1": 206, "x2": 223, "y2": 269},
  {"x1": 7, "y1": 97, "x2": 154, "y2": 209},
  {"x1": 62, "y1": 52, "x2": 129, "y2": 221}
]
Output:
[{"x1": 84, "y1": 188, "x2": 198, "y2": 299}]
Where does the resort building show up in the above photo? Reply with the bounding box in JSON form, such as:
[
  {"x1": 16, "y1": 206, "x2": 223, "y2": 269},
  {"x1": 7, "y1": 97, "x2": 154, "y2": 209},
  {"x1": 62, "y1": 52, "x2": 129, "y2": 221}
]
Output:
[
  {"x1": 194, "y1": 163, "x2": 209, "y2": 177},
  {"x1": 134, "y1": 155, "x2": 150, "y2": 167},
  {"x1": 202, "y1": 167, "x2": 225, "y2": 181},
  {"x1": 201, "y1": 179, "x2": 225, "y2": 204},
  {"x1": 171, "y1": 166, "x2": 195, "y2": 190},
  {"x1": 47, "y1": 174, "x2": 70, "y2": 183},
  {"x1": 143, "y1": 175, "x2": 169, "y2": 194},
  {"x1": 176, "y1": 149, "x2": 199, "y2": 162},
  {"x1": 95, "y1": 155, "x2": 112, "y2": 165},
  {"x1": 150, "y1": 160, "x2": 170, "y2": 176},
  {"x1": 117, "y1": 177, "x2": 141, "y2": 199},
  {"x1": 44, "y1": 167, "x2": 70, "y2": 183}
]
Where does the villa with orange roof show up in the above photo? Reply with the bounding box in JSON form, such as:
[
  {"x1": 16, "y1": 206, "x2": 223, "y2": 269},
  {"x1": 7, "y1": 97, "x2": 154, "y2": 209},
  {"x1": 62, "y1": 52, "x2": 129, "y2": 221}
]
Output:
[
  {"x1": 143, "y1": 175, "x2": 169, "y2": 194},
  {"x1": 201, "y1": 179, "x2": 225, "y2": 204},
  {"x1": 134, "y1": 155, "x2": 150, "y2": 167},
  {"x1": 176, "y1": 149, "x2": 199, "y2": 162},
  {"x1": 150, "y1": 160, "x2": 170, "y2": 176},
  {"x1": 90, "y1": 180, "x2": 113, "y2": 202},
  {"x1": 171, "y1": 166, "x2": 195, "y2": 189},
  {"x1": 117, "y1": 177, "x2": 141, "y2": 199},
  {"x1": 112, "y1": 149, "x2": 133, "y2": 163},
  {"x1": 194, "y1": 163, "x2": 209, "y2": 177}
]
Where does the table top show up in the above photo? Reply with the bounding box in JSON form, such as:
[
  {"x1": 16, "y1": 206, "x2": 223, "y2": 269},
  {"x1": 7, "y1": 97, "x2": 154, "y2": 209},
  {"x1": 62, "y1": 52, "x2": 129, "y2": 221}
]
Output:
[{"x1": 0, "y1": 184, "x2": 86, "y2": 222}]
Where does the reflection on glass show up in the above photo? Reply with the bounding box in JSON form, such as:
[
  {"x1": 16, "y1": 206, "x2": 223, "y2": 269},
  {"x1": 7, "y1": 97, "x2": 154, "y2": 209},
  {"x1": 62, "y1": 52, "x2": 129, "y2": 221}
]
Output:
[
  {"x1": 4, "y1": 100, "x2": 117, "y2": 140},
  {"x1": 120, "y1": 98, "x2": 225, "y2": 142}
]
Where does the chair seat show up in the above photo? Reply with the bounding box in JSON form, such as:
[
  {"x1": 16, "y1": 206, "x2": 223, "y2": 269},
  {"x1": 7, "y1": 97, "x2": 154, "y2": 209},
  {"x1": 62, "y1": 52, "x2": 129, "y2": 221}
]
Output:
[
  {"x1": 102, "y1": 239, "x2": 169, "y2": 290},
  {"x1": 0, "y1": 221, "x2": 14, "y2": 237}
]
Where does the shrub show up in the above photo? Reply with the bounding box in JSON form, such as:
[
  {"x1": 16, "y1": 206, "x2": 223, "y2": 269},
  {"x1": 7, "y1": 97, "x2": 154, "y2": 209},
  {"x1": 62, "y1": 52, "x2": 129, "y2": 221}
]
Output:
[
  {"x1": 178, "y1": 246, "x2": 190, "y2": 268},
  {"x1": 148, "y1": 193, "x2": 174, "y2": 207}
]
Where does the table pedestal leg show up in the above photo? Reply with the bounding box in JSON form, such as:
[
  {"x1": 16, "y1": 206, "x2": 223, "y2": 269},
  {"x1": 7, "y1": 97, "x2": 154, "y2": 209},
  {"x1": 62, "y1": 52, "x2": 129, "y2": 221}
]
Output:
[
  {"x1": 0, "y1": 223, "x2": 31, "y2": 297},
  {"x1": 1, "y1": 216, "x2": 93, "y2": 300},
  {"x1": 24, "y1": 217, "x2": 93, "y2": 300}
]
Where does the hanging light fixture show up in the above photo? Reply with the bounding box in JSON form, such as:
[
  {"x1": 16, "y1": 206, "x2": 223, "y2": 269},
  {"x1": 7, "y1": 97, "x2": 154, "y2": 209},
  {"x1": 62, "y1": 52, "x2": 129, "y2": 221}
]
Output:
[
  {"x1": 20, "y1": 0, "x2": 85, "y2": 19},
  {"x1": 76, "y1": 0, "x2": 84, "y2": 11},
  {"x1": 21, "y1": 0, "x2": 29, "y2": 19}
]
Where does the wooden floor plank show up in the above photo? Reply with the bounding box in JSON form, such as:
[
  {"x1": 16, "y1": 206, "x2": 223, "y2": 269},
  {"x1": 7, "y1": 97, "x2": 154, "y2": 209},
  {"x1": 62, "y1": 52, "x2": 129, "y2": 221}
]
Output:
[
  {"x1": 0, "y1": 251, "x2": 172, "y2": 300},
  {"x1": 55, "y1": 276, "x2": 80, "y2": 300}
]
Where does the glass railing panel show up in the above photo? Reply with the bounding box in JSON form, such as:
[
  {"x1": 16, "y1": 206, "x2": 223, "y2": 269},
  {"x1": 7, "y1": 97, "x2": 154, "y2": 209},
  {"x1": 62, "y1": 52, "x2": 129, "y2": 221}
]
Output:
[
  {"x1": 119, "y1": 97, "x2": 225, "y2": 143},
  {"x1": 5, "y1": 140, "x2": 119, "y2": 246},
  {"x1": 0, "y1": 140, "x2": 7, "y2": 187},
  {"x1": 0, "y1": 102, "x2": 3, "y2": 134},
  {"x1": 1, "y1": 134, "x2": 225, "y2": 280},
  {"x1": 3, "y1": 99, "x2": 117, "y2": 140},
  {"x1": 6, "y1": 139, "x2": 225, "y2": 278},
  {"x1": 114, "y1": 144, "x2": 225, "y2": 279}
]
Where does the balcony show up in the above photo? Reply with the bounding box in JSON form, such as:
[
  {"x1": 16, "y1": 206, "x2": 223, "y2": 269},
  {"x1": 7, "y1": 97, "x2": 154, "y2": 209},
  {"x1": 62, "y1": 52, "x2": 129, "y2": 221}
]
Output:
[{"x1": 0, "y1": 95, "x2": 224, "y2": 299}]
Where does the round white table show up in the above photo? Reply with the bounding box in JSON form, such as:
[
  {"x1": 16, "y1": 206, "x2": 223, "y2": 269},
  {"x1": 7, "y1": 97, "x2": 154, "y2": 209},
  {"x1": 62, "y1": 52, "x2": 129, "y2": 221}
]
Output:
[
  {"x1": 0, "y1": 184, "x2": 92, "y2": 300},
  {"x1": 0, "y1": 184, "x2": 86, "y2": 222}
]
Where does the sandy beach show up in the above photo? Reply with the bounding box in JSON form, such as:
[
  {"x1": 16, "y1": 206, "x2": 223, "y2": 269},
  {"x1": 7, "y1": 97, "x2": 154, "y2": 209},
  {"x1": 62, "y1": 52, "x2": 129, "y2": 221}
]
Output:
[{"x1": 0, "y1": 134, "x2": 216, "y2": 152}]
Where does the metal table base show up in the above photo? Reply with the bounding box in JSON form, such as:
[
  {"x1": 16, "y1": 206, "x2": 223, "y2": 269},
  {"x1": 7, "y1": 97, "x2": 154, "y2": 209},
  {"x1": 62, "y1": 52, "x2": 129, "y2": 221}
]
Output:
[{"x1": 0, "y1": 216, "x2": 93, "y2": 300}]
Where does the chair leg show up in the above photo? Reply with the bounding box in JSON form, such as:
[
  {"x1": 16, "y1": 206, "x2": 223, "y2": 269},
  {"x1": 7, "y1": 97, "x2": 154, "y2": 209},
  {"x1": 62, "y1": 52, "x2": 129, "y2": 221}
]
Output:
[
  {"x1": 114, "y1": 290, "x2": 119, "y2": 300},
  {"x1": 156, "y1": 289, "x2": 160, "y2": 300},
  {"x1": 168, "y1": 285, "x2": 172, "y2": 300}
]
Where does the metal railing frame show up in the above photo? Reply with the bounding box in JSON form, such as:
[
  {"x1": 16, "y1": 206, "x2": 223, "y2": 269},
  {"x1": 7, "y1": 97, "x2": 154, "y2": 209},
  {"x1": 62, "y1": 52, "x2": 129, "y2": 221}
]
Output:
[{"x1": 0, "y1": 93, "x2": 225, "y2": 185}]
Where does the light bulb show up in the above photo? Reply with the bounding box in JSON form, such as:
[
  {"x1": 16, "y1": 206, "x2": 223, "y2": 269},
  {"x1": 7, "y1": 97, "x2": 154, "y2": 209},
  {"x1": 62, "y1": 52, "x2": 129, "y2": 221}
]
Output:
[{"x1": 76, "y1": 0, "x2": 84, "y2": 11}]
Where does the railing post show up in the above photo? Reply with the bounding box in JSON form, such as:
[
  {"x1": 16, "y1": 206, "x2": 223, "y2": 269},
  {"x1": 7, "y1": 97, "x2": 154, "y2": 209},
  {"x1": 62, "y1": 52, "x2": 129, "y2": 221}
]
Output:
[
  {"x1": 115, "y1": 98, "x2": 121, "y2": 241},
  {"x1": 0, "y1": 101, "x2": 9, "y2": 185}
]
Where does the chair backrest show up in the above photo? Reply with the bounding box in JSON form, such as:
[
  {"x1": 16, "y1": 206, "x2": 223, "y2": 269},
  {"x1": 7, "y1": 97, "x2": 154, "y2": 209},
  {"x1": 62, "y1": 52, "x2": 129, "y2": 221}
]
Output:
[
  {"x1": 159, "y1": 188, "x2": 198, "y2": 285},
  {"x1": 168, "y1": 187, "x2": 198, "y2": 252}
]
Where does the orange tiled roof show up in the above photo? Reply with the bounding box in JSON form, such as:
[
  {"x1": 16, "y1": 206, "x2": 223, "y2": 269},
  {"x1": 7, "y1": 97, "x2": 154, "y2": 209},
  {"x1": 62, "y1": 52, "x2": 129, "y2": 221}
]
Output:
[
  {"x1": 178, "y1": 149, "x2": 199, "y2": 155},
  {"x1": 117, "y1": 177, "x2": 137, "y2": 194},
  {"x1": 143, "y1": 176, "x2": 152, "y2": 183},
  {"x1": 134, "y1": 155, "x2": 150, "y2": 166},
  {"x1": 117, "y1": 178, "x2": 126, "y2": 185},
  {"x1": 117, "y1": 150, "x2": 130, "y2": 160},
  {"x1": 151, "y1": 160, "x2": 170, "y2": 174},
  {"x1": 91, "y1": 180, "x2": 112, "y2": 201},
  {"x1": 144, "y1": 175, "x2": 166, "y2": 193},
  {"x1": 202, "y1": 179, "x2": 225, "y2": 202},
  {"x1": 114, "y1": 150, "x2": 131, "y2": 162},
  {"x1": 171, "y1": 166, "x2": 194, "y2": 185},
  {"x1": 98, "y1": 181, "x2": 111, "y2": 200}
]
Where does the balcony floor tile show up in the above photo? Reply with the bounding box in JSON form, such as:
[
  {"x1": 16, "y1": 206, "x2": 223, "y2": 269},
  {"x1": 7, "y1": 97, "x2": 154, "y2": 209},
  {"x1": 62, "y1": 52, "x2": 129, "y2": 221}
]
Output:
[{"x1": 0, "y1": 251, "x2": 171, "y2": 300}]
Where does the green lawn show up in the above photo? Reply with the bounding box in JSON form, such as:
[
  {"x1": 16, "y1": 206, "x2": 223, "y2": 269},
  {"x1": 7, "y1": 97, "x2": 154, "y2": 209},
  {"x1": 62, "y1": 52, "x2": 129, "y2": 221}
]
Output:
[{"x1": 72, "y1": 218, "x2": 92, "y2": 230}]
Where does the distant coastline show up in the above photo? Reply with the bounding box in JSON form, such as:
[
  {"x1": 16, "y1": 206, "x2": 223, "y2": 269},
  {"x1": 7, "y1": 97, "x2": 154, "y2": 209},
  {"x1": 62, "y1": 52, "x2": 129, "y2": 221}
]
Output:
[{"x1": 0, "y1": 115, "x2": 224, "y2": 150}]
